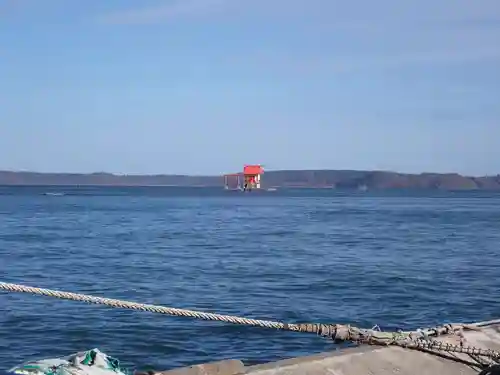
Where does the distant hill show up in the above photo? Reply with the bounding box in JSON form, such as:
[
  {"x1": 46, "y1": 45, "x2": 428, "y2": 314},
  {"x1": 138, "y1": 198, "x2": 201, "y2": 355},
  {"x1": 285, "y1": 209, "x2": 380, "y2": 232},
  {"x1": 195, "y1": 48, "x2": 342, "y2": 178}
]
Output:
[{"x1": 0, "y1": 170, "x2": 499, "y2": 190}]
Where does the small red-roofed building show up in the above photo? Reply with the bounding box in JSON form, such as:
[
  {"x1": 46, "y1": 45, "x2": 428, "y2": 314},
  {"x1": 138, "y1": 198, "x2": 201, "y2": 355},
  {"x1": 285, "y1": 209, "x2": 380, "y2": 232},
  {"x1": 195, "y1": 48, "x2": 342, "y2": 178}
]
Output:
[
  {"x1": 223, "y1": 165, "x2": 264, "y2": 191},
  {"x1": 243, "y1": 165, "x2": 263, "y2": 190}
]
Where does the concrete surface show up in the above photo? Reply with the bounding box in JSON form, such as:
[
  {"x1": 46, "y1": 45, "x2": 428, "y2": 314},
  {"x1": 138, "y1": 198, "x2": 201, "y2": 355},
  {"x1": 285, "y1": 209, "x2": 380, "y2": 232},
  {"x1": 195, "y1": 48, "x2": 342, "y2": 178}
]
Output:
[
  {"x1": 156, "y1": 359, "x2": 245, "y2": 375},
  {"x1": 157, "y1": 323, "x2": 500, "y2": 375}
]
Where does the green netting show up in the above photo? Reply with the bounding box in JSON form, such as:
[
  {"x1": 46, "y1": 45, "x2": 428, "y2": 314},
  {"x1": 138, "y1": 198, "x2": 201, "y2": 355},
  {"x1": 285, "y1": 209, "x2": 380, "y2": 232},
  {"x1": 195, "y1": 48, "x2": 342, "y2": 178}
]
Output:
[{"x1": 8, "y1": 349, "x2": 128, "y2": 375}]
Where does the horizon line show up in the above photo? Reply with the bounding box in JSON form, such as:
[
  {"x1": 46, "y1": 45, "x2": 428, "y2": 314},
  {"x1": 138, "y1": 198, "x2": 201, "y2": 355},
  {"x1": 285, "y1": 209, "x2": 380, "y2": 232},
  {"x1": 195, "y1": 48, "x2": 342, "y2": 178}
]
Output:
[{"x1": 0, "y1": 169, "x2": 498, "y2": 178}]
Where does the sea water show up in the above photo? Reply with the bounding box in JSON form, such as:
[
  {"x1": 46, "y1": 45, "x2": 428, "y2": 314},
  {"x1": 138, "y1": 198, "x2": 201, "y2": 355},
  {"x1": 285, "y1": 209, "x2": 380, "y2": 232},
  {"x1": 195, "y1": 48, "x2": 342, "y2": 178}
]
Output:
[{"x1": 0, "y1": 186, "x2": 499, "y2": 370}]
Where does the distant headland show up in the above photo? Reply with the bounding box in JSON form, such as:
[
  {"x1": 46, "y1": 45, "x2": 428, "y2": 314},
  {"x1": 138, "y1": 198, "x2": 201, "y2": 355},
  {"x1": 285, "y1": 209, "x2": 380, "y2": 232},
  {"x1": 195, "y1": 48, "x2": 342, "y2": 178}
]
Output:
[{"x1": 1, "y1": 170, "x2": 499, "y2": 190}]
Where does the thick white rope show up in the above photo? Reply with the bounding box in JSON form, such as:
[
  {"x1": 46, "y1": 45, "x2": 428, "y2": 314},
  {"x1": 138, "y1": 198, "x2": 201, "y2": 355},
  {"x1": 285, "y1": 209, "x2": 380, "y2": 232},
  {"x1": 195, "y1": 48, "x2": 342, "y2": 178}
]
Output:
[
  {"x1": 0, "y1": 281, "x2": 288, "y2": 330},
  {"x1": 1, "y1": 281, "x2": 499, "y2": 361}
]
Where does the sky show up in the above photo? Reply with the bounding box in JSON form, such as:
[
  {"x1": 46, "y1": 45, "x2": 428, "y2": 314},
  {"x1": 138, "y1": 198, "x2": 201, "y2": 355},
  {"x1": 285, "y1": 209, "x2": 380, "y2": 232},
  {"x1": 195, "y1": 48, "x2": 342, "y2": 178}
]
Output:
[{"x1": 0, "y1": 0, "x2": 499, "y2": 176}]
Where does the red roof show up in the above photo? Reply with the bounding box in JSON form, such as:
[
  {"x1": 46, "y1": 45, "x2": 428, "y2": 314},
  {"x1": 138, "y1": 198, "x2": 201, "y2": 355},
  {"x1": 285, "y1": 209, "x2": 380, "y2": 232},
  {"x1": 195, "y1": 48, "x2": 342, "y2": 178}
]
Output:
[{"x1": 243, "y1": 165, "x2": 263, "y2": 175}]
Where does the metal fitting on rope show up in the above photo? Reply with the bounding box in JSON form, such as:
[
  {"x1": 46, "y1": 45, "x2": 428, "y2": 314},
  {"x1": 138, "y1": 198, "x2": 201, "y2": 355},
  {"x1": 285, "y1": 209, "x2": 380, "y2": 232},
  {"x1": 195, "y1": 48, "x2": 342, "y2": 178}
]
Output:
[{"x1": 293, "y1": 324, "x2": 343, "y2": 340}]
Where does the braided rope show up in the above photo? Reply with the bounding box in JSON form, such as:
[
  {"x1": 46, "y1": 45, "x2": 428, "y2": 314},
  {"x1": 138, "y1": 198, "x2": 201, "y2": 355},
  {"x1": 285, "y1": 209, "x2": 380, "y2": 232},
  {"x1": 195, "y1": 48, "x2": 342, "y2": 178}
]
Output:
[
  {"x1": 2, "y1": 281, "x2": 500, "y2": 361},
  {"x1": 0, "y1": 281, "x2": 289, "y2": 330},
  {"x1": 405, "y1": 339, "x2": 500, "y2": 360}
]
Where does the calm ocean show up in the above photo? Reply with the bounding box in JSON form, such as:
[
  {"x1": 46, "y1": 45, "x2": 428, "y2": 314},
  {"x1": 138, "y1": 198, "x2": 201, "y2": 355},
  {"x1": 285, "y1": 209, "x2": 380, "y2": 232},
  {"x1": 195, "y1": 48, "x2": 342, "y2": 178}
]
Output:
[{"x1": 0, "y1": 186, "x2": 499, "y2": 371}]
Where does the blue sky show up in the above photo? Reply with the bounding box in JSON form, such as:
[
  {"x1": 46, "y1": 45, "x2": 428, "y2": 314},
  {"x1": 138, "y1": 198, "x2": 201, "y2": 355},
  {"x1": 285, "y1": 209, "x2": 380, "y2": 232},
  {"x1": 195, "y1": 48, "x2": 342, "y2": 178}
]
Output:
[{"x1": 0, "y1": 0, "x2": 499, "y2": 175}]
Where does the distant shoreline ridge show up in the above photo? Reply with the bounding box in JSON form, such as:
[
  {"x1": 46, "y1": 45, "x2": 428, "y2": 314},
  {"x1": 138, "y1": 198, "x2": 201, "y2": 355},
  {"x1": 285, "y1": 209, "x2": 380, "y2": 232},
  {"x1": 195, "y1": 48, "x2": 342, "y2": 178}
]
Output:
[{"x1": 1, "y1": 169, "x2": 499, "y2": 190}]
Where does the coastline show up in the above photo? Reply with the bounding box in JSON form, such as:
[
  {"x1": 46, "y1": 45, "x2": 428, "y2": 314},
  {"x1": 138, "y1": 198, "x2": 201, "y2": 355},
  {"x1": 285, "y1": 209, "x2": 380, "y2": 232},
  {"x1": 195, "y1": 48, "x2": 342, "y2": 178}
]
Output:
[{"x1": 0, "y1": 169, "x2": 499, "y2": 190}]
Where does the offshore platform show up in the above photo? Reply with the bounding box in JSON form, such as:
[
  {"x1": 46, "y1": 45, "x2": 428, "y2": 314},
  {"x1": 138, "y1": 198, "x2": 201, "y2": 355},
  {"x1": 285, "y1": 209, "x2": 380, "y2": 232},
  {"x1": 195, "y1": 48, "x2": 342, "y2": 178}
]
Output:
[{"x1": 223, "y1": 165, "x2": 263, "y2": 191}]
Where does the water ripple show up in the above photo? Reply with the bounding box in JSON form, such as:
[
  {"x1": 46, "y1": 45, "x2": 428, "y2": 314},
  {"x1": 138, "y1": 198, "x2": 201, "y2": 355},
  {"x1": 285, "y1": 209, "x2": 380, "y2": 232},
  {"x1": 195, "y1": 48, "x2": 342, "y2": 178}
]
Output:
[{"x1": 0, "y1": 187, "x2": 499, "y2": 371}]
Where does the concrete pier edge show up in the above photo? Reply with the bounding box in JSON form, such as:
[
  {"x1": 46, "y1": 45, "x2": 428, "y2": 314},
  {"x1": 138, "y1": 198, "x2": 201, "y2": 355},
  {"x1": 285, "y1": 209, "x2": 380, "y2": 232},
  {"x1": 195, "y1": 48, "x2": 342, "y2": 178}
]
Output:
[{"x1": 156, "y1": 323, "x2": 500, "y2": 375}]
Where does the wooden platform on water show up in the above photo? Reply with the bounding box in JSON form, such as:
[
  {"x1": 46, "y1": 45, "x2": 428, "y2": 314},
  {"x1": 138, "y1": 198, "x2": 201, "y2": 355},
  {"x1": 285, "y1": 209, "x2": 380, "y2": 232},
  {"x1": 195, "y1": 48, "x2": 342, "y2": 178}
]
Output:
[{"x1": 154, "y1": 322, "x2": 500, "y2": 375}]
